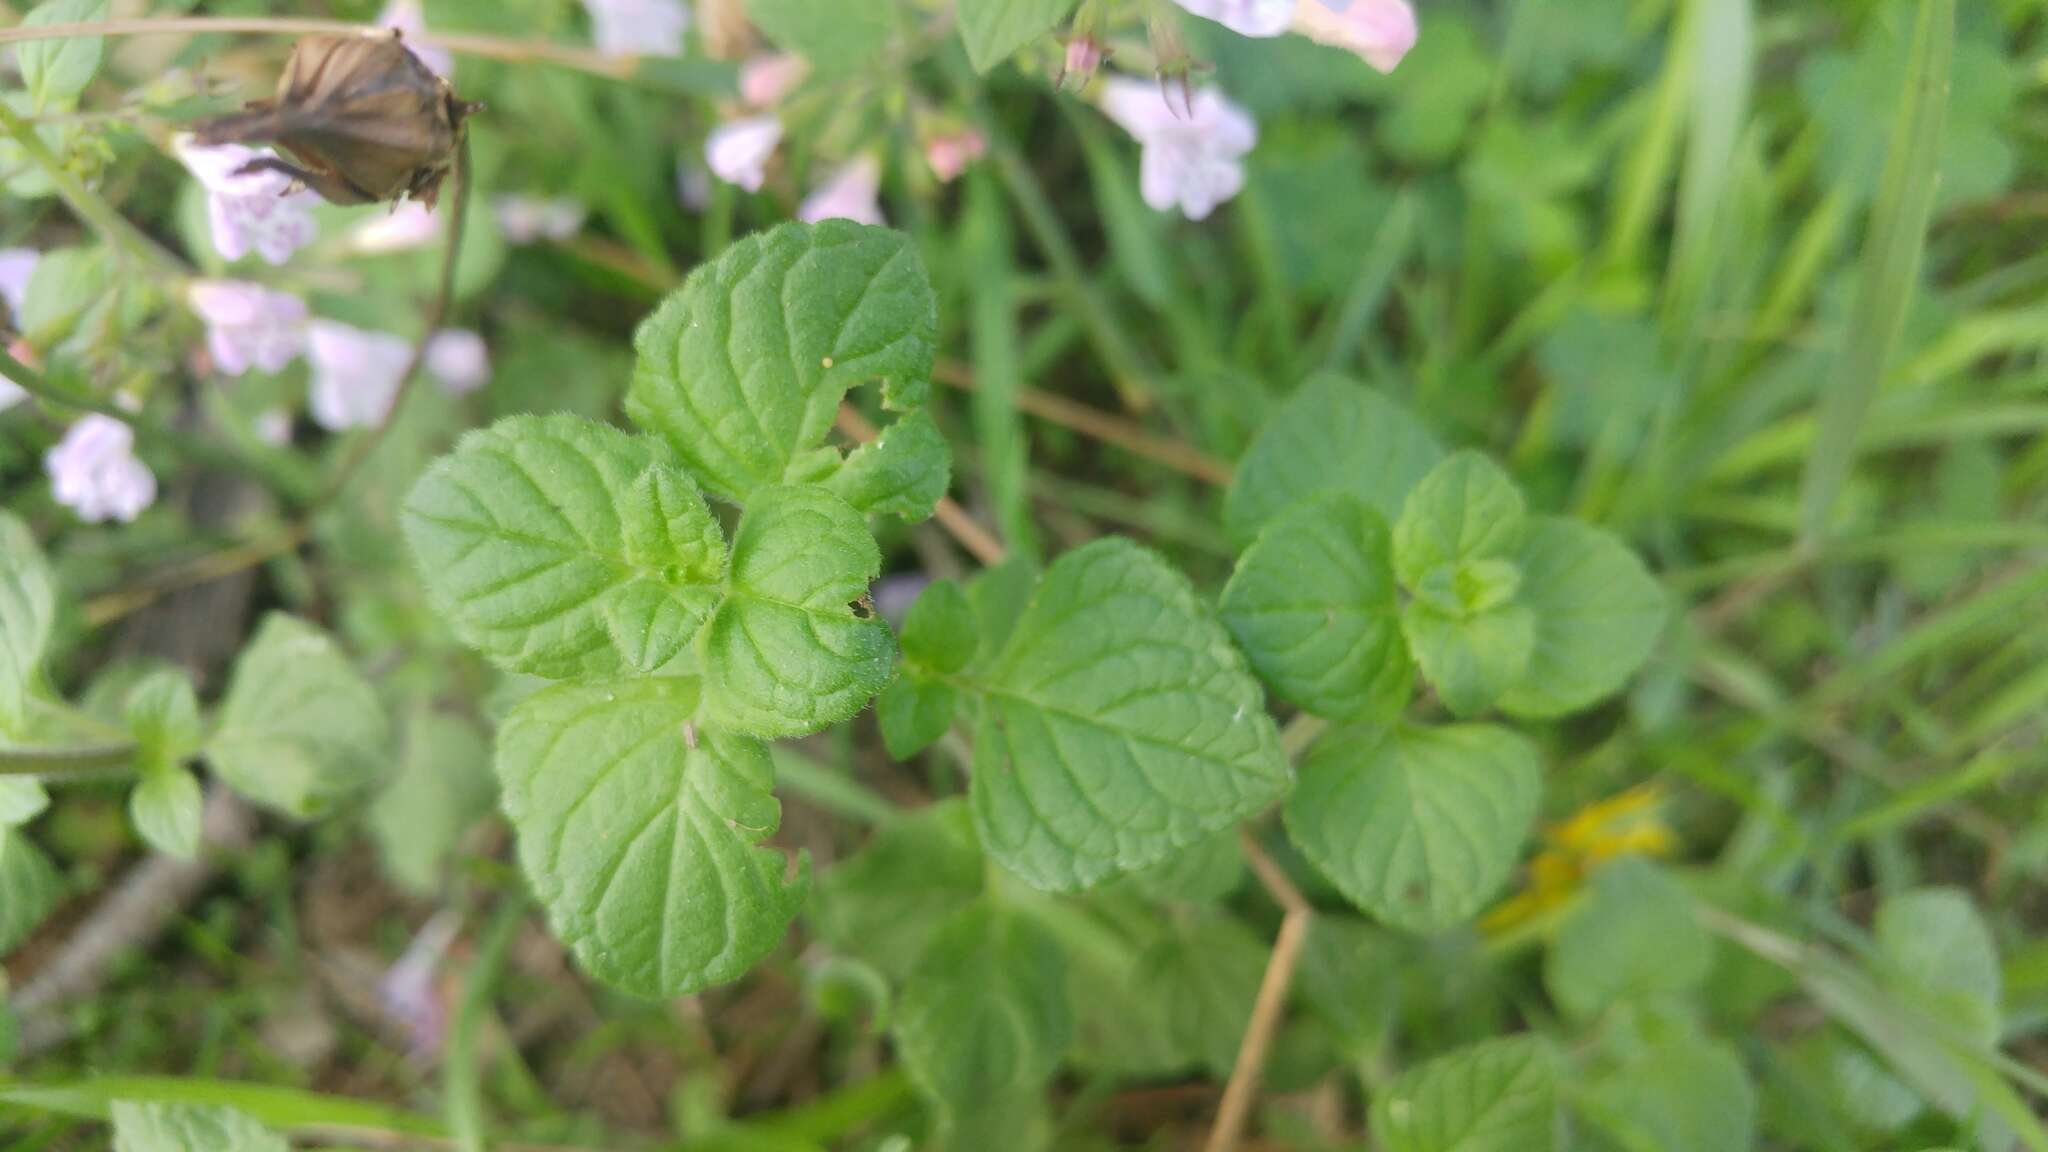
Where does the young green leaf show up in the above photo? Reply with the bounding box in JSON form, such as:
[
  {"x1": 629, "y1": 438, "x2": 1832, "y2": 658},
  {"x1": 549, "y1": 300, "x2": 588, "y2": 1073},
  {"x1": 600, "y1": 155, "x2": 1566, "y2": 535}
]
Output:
[
  {"x1": 1285, "y1": 725, "x2": 1539, "y2": 933},
  {"x1": 1544, "y1": 859, "x2": 1711, "y2": 1020},
  {"x1": 813, "y1": 799, "x2": 984, "y2": 979},
  {"x1": 207, "y1": 614, "x2": 389, "y2": 819},
  {"x1": 1370, "y1": 1036, "x2": 1560, "y2": 1152},
  {"x1": 1225, "y1": 373, "x2": 1444, "y2": 547},
  {"x1": 968, "y1": 539, "x2": 1292, "y2": 890},
  {"x1": 128, "y1": 765, "x2": 203, "y2": 860},
  {"x1": 1875, "y1": 887, "x2": 2001, "y2": 1046},
  {"x1": 825, "y1": 408, "x2": 952, "y2": 522},
  {"x1": 497, "y1": 679, "x2": 804, "y2": 998},
  {"x1": 368, "y1": 709, "x2": 497, "y2": 896},
  {"x1": 1118, "y1": 830, "x2": 1245, "y2": 905},
  {"x1": 17, "y1": 0, "x2": 110, "y2": 113},
  {"x1": 1579, "y1": 1035, "x2": 1756, "y2": 1152},
  {"x1": 699, "y1": 486, "x2": 894, "y2": 739},
  {"x1": 956, "y1": 0, "x2": 1079, "y2": 72},
  {"x1": 0, "y1": 511, "x2": 56, "y2": 737},
  {"x1": 965, "y1": 558, "x2": 1038, "y2": 663},
  {"x1": 1393, "y1": 450, "x2": 1529, "y2": 593},
  {"x1": 110, "y1": 1101, "x2": 288, "y2": 1152},
  {"x1": 0, "y1": 829, "x2": 60, "y2": 955},
  {"x1": 1221, "y1": 492, "x2": 1412, "y2": 722},
  {"x1": 401, "y1": 414, "x2": 726, "y2": 680},
  {"x1": 1296, "y1": 916, "x2": 1400, "y2": 1058},
  {"x1": 1497, "y1": 518, "x2": 1669, "y2": 719},
  {"x1": 1400, "y1": 601, "x2": 1536, "y2": 717},
  {"x1": 1145, "y1": 908, "x2": 1267, "y2": 1076},
  {"x1": 123, "y1": 669, "x2": 201, "y2": 770},
  {"x1": 628, "y1": 221, "x2": 937, "y2": 505},
  {"x1": 876, "y1": 672, "x2": 959, "y2": 760},
  {"x1": 900, "y1": 579, "x2": 979, "y2": 675},
  {"x1": 0, "y1": 779, "x2": 49, "y2": 828}
]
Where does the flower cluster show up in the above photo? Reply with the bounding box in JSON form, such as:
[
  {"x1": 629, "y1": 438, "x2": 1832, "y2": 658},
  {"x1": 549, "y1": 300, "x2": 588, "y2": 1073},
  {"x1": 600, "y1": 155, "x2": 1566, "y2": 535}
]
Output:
[{"x1": 174, "y1": 137, "x2": 321, "y2": 266}]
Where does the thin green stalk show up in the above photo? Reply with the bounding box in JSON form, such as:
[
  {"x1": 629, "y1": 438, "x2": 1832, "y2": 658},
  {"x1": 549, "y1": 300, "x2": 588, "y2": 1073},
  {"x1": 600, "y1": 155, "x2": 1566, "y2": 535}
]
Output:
[
  {"x1": 0, "y1": 102, "x2": 186, "y2": 281},
  {"x1": 0, "y1": 742, "x2": 136, "y2": 778},
  {"x1": 447, "y1": 898, "x2": 525, "y2": 1152},
  {"x1": 1310, "y1": 192, "x2": 1417, "y2": 374}
]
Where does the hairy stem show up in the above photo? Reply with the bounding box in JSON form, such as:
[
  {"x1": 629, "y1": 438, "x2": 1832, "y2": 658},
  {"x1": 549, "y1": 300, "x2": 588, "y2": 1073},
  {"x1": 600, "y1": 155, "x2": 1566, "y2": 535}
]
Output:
[{"x1": 0, "y1": 101, "x2": 187, "y2": 280}]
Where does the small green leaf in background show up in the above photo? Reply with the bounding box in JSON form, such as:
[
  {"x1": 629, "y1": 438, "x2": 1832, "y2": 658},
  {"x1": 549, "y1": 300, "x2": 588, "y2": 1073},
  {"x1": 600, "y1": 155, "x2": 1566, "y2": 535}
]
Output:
[
  {"x1": 1119, "y1": 830, "x2": 1244, "y2": 905},
  {"x1": 1370, "y1": 1035, "x2": 1560, "y2": 1152},
  {"x1": 1875, "y1": 887, "x2": 2001, "y2": 1047},
  {"x1": 0, "y1": 512, "x2": 57, "y2": 737},
  {"x1": 700, "y1": 486, "x2": 894, "y2": 739},
  {"x1": 813, "y1": 799, "x2": 984, "y2": 979},
  {"x1": 18, "y1": 245, "x2": 109, "y2": 349},
  {"x1": 207, "y1": 615, "x2": 389, "y2": 819},
  {"x1": 1224, "y1": 374, "x2": 1444, "y2": 547},
  {"x1": 1545, "y1": 859, "x2": 1711, "y2": 1020},
  {"x1": 0, "y1": 829, "x2": 60, "y2": 955},
  {"x1": 1145, "y1": 908, "x2": 1266, "y2": 1077},
  {"x1": 629, "y1": 221, "x2": 937, "y2": 505},
  {"x1": 1221, "y1": 492, "x2": 1412, "y2": 723},
  {"x1": 893, "y1": 902, "x2": 1069, "y2": 1142},
  {"x1": 368, "y1": 709, "x2": 497, "y2": 896},
  {"x1": 497, "y1": 679, "x2": 804, "y2": 998},
  {"x1": 900, "y1": 579, "x2": 979, "y2": 675},
  {"x1": 1579, "y1": 1035, "x2": 1756, "y2": 1152},
  {"x1": 110, "y1": 1101, "x2": 289, "y2": 1152},
  {"x1": 1497, "y1": 518, "x2": 1668, "y2": 719},
  {"x1": 825, "y1": 408, "x2": 952, "y2": 522},
  {"x1": 876, "y1": 674, "x2": 958, "y2": 759},
  {"x1": 17, "y1": 0, "x2": 110, "y2": 113},
  {"x1": 123, "y1": 670, "x2": 201, "y2": 770},
  {"x1": 128, "y1": 766, "x2": 203, "y2": 860},
  {"x1": 955, "y1": 0, "x2": 1077, "y2": 73},
  {"x1": 1295, "y1": 916, "x2": 1399, "y2": 1058},
  {"x1": 969, "y1": 539, "x2": 1292, "y2": 891},
  {"x1": 0, "y1": 778, "x2": 49, "y2": 828},
  {"x1": 1401, "y1": 600, "x2": 1536, "y2": 718},
  {"x1": 1285, "y1": 724, "x2": 1539, "y2": 933},
  {"x1": 742, "y1": 0, "x2": 899, "y2": 74},
  {"x1": 1394, "y1": 451, "x2": 1530, "y2": 593},
  {"x1": 402, "y1": 413, "x2": 726, "y2": 680}
]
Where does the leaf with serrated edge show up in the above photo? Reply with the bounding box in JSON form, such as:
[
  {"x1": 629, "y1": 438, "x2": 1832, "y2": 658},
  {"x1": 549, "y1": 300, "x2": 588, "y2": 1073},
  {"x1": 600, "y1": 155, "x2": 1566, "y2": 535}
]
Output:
[
  {"x1": 894, "y1": 902, "x2": 1070, "y2": 1121},
  {"x1": 0, "y1": 511, "x2": 56, "y2": 737},
  {"x1": 1370, "y1": 1036, "x2": 1560, "y2": 1152},
  {"x1": 403, "y1": 413, "x2": 725, "y2": 680},
  {"x1": 956, "y1": 0, "x2": 1079, "y2": 72},
  {"x1": 1285, "y1": 724, "x2": 1538, "y2": 932},
  {"x1": 110, "y1": 1102, "x2": 289, "y2": 1152},
  {"x1": 208, "y1": 614, "x2": 389, "y2": 819},
  {"x1": 1401, "y1": 600, "x2": 1535, "y2": 717},
  {"x1": 1393, "y1": 450, "x2": 1528, "y2": 591},
  {"x1": 1225, "y1": 373, "x2": 1443, "y2": 547},
  {"x1": 628, "y1": 221, "x2": 936, "y2": 505},
  {"x1": 700, "y1": 486, "x2": 894, "y2": 739},
  {"x1": 1222, "y1": 492, "x2": 1412, "y2": 722},
  {"x1": 826, "y1": 408, "x2": 951, "y2": 522},
  {"x1": 1498, "y1": 517, "x2": 1668, "y2": 718},
  {"x1": 499, "y1": 679, "x2": 805, "y2": 998},
  {"x1": 970, "y1": 539, "x2": 1291, "y2": 890}
]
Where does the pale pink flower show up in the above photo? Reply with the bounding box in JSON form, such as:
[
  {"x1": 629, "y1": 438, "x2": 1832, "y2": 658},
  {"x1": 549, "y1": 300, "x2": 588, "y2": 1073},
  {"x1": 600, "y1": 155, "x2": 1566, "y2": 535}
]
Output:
[
  {"x1": 1062, "y1": 38, "x2": 1104, "y2": 86},
  {"x1": 582, "y1": 0, "x2": 690, "y2": 59},
  {"x1": 426, "y1": 329, "x2": 489, "y2": 394},
  {"x1": 924, "y1": 130, "x2": 986, "y2": 184},
  {"x1": 705, "y1": 116, "x2": 782, "y2": 192},
  {"x1": 46, "y1": 415, "x2": 156, "y2": 523},
  {"x1": 740, "y1": 53, "x2": 808, "y2": 107},
  {"x1": 1099, "y1": 79, "x2": 1257, "y2": 220},
  {"x1": 308, "y1": 320, "x2": 412, "y2": 431},
  {"x1": 0, "y1": 248, "x2": 38, "y2": 324},
  {"x1": 1292, "y1": 0, "x2": 1416, "y2": 73},
  {"x1": 379, "y1": 910, "x2": 462, "y2": 1059},
  {"x1": 378, "y1": 0, "x2": 452, "y2": 77},
  {"x1": 254, "y1": 408, "x2": 294, "y2": 446},
  {"x1": 186, "y1": 280, "x2": 309, "y2": 377},
  {"x1": 1171, "y1": 0, "x2": 1296, "y2": 36},
  {"x1": 174, "y1": 136, "x2": 319, "y2": 265},
  {"x1": 0, "y1": 340, "x2": 33, "y2": 411},
  {"x1": 494, "y1": 195, "x2": 586, "y2": 244},
  {"x1": 799, "y1": 156, "x2": 885, "y2": 226},
  {"x1": 350, "y1": 201, "x2": 442, "y2": 254}
]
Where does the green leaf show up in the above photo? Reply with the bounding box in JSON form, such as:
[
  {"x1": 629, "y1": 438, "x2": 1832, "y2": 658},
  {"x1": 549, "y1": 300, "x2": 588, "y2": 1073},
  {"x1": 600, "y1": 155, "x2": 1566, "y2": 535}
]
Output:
[
  {"x1": 110, "y1": 1101, "x2": 288, "y2": 1152},
  {"x1": 402, "y1": 413, "x2": 726, "y2": 680},
  {"x1": 1296, "y1": 917, "x2": 1399, "y2": 1057},
  {"x1": 968, "y1": 539, "x2": 1292, "y2": 890},
  {"x1": 700, "y1": 486, "x2": 894, "y2": 739},
  {"x1": 17, "y1": 0, "x2": 109, "y2": 113},
  {"x1": 1370, "y1": 1036, "x2": 1560, "y2": 1152},
  {"x1": 1545, "y1": 859, "x2": 1710, "y2": 1020},
  {"x1": 825, "y1": 408, "x2": 951, "y2": 522},
  {"x1": 0, "y1": 778, "x2": 49, "y2": 828},
  {"x1": 207, "y1": 615, "x2": 389, "y2": 819},
  {"x1": 1118, "y1": 830, "x2": 1244, "y2": 905},
  {"x1": 1221, "y1": 493, "x2": 1412, "y2": 723},
  {"x1": 893, "y1": 902, "x2": 1069, "y2": 1129},
  {"x1": 497, "y1": 679, "x2": 804, "y2": 998},
  {"x1": 0, "y1": 511, "x2": 56, "y2": 736},
  {"x1": 1579, "y1": 1035, "x2": 1755, "y2": 1152},
  {"x1": 123, "y1": 670, "x2": 201, "y2": 770},
  {"x1": 0, "y1": 829, "x2": 60, "y2": 955},
  {"x1": 813, "y1": 799, "x2": 983, "y2": 979},
  {"x1": 742, "y1": 0, "x2": 900, "y2": 74},
  {"x1": 1875, "y1": 887, "x2": 2001, "y2": 1046},
  {"x1": 367, "y1": 709, "x2": 496, "y2": 896},
  {"x1": 1051, "y1": 895, "x2": 1189, "y2": 1076},
  {"x1": 127, "y1": 766, "x2": 203, "y2": 860},
  {"x1": 628, "y1": 221, "x2": 937, "y2": 505},
  {"x1": 1285, "y1": 725, "x2": 1539, "y2": 933},
  {"x1": 965, "y1": 558, "x2": 1037, "y2": 664},
  {"x1": 1497, "y1": 518, "x2": 1668, "y2": 719},
  {"x1": 1145, "y1": 908, "x2": 1267, "y2": 1076},
  {"x1": 1393, "y1": 451, "x2": 1529, "y2": 595},
  {"x1": 876, "y1": 672, "x2": 958, "y2": 760},
  {"x1": 18, "y1": 245, "x2": 110, "y2": 347},
  {"x1": 900, "y1": 579, "x2": 978, "y2": 675},
  {"x1": 1401, "y1": 601, "x2": 1536, "y2": 717},
  {"x1": 1225, "y1": 373, "x2": 1444, "y2": 547},
  {"x1": 956, "y1": 0, "x2": 1077, "y2": 72}
]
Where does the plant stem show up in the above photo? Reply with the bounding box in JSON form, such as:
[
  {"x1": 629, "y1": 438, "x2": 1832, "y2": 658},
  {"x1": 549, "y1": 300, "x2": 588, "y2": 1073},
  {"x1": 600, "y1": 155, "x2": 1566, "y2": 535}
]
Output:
[
  {"x1": 0, "y1": 742, "x2": 137, "y2": 778},
  {"x1": 1205, "y1": 831, "x2": 1312, "y2": 1152},
  {"x1": 447, "y1": 898, "x2": 525, "y2": 1152},
  {"x1": 0, "y1": 101, "x2": 186, "y2": 280},
  {"x1": 934, "y1": 358, "x2": 1232, "y2": 486}
]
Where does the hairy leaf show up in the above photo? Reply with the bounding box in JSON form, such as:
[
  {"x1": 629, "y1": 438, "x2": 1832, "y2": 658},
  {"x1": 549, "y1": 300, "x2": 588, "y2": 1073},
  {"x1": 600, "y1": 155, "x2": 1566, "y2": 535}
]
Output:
[
  {"x1": 1225, "y1": 374, "x2": 1443, "y2": 547},
  {"x1": 876, "y1": 672, "x2": 958, "y2": 760},
  {"x1": 1370, "y1": 1036, "x2": 1559, "y2": 1152},
  {"x1": 1393, "y1": 450, "x2": 1529, "y2": 595},
  {"x1": 826, "y1": 408, "x2": 951, "y2": 522},
  {"x1": 208, "y1": 615, "x2": 389, "y2": 819},
  {"x1": 900, "y1": 579, "x2": 979, "y2": 675},
  {"x1": 1498, "y1": 518, "x2": 1668, "y2": 718}
]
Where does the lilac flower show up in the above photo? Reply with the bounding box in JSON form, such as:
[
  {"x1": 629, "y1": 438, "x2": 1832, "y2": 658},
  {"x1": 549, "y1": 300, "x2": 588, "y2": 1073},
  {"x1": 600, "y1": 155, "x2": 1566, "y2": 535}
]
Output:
[
  {"x1": 1099, "y1": 79, "x2": 1257, "y2": 221},
  {"x1": 46, "y1": 415, "x2": 156, "y2": 523},
  {"x1": 350, "y1": 201, "x2": 442, "y2": 254},
  {"x1": 705, "y1": 116, "x2": 782, "y2": 192},
  {"x1": 378, "y1": 909, "x2": 463, "y2": 1059},
  {"x1": 0, "y1": 248, "x2": 38, "y2": 324},
  {"x1": 740, "y1": 53, "x2": 808, "y2": 108},
  {"x1": 378, "y1": 0, "x2": 452, "y2": 77},
  {"x1": 186, "y1": 280, "x2": 308, "y2": 377},
  {"x1": 798, "y1": 156, "x2": 885, "y2": 227},
  {"x1": 924, "y1": 130, "x2": 986, "y2": 184},
  {"x1": 308, "y1": 320, "x2": 412, "y2": 431},
  {"x1": 1170, "y1": 0, "x2": 1296, "y2": 36},
  {"x1": 494, "y1": 195, "x2": 586, "y2": 244},
  {"x1": 174, "y1": 136, "x2": 319, "y2": 266},
  {"x1": 1292, "y1": 0, "x2": 1417, "y2": 73},
  {"x1": 582, "y1": 0, "x2": 690, "y2": 59},
  {"x1": 426, "y1": 329, "x2": 489, "y2": 394}
]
